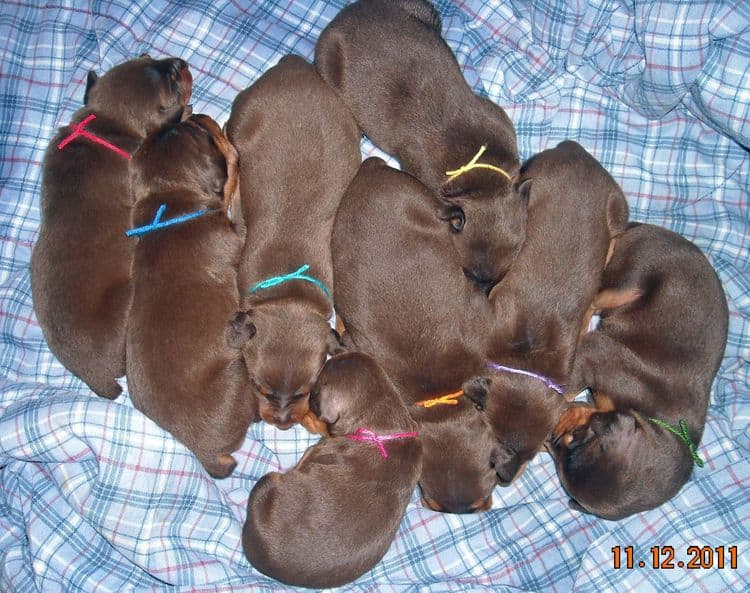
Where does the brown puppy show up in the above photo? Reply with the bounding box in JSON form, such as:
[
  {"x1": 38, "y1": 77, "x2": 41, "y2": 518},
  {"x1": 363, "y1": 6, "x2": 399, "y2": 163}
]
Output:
[
  {"x1": 549, "y1": 222, "x2": 728, "y2": 520},
  {"x1": 126, "y1": 114, "x2": 257, "y2": 479},
  {"x1": 31, "y1": 55, "x2": 192, "y2": 398},
  {"x1": 316, "y1": 0, "x2": 522, "y2": 290},
  {"x1": 225, "y1": 54, "x2": 359, "y2": 430},
  {"x1": 243, "y1": 352, "x2": 421, "y2": 589},
  {"x1": 332, "y1": 157, "x2": 498, "y2": 513},
  {"x1": 462, "y1": 141, "x2": 629, "y2": 484}
]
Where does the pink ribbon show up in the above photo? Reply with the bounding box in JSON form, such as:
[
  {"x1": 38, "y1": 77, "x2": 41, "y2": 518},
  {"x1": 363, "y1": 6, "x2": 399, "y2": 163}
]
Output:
[
  {"x1": 345, "y1": 428, "x2": 419, "y2": 459},
  {"x1": 57, "y1": 113, "x2": 132, "y2": 159}
]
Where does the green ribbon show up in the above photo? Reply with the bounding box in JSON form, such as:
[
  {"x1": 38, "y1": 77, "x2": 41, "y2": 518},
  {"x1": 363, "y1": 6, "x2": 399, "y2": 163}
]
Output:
[{"x1": 647, "y1": 417, "x2": 704, "y2": 468}]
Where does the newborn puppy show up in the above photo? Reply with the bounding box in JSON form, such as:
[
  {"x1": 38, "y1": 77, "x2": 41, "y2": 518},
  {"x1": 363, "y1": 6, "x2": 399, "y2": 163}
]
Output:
[
  {"x1": 463, "y1": 141, "x2": 629, "y2": 484},
  {"x1": 243, "y1": 352, "x2": 421, "y2": 589},
  {"x1": 225, "y1": 54, "x2": 359, "y2": 429},
  {"x1": 411, "y1": 399, "x2": 498, "y2": 514},
  {"x1": 31, "y1": 55, "x2": 192, "y2": 398},
  {"x1": 316, "y1": 0, "x2": 522, "y2": 290},
  {"x1": 126, "y1": 114, "x2": 257, "y2": 479},
  {"x1": 549, "y1": 223, "x2": 728, "y2": 520},
  {"x1": 332, "y1": 158, "x2": 498, "y2": 513}
]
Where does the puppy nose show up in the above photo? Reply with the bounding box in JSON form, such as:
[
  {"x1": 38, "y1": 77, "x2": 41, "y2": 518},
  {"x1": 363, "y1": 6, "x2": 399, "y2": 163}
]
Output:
[
  {"x1": 463, "y1": 267, "x2": 496, "y2": 295},
  {"x1": 273, "y1": 410, "x2": 295, "y2": 430}
]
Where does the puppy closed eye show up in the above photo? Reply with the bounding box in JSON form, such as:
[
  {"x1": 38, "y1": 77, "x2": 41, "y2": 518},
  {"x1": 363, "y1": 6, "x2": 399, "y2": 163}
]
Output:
[{"x1": 448, "y1": 210, "x2": 465, "y2": 233}]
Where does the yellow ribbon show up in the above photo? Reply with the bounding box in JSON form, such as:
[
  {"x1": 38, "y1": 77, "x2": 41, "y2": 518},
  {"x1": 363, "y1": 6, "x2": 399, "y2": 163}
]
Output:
[
  {"x1": 415, "y1": 390, "x2": 464, "y2": 408},
  {"x1": 445, "y1": 145, "x2": 513, "y2": 182}
]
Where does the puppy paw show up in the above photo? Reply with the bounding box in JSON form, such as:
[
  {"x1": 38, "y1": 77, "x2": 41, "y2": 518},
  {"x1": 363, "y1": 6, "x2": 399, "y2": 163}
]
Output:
[
  {"x1": 226, "y1": 311, "x2": 256, "y2": 348},
  {"x1": 462, "y1": 376, "x2": 490, "y2": 410},
  {"x1": 593, "y1": 287, "x2": 642, "y2": 311},
  {"x1": 300, "y1": 411, "x2": 330, "y2": 436}
]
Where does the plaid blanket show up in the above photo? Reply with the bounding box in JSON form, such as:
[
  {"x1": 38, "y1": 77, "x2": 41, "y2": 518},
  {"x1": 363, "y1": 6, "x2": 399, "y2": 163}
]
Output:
[{"x1": 1, "y1": 1, "x2": 748, "y2": 591}]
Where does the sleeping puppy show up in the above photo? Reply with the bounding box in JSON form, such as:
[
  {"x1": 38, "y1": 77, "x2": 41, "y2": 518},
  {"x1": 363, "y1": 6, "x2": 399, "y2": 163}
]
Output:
[
  {"x1": 243, "y1": 352, "x2": 421, "y2": 589},
  {"x1": 225, "y1": 54, "x2": 359, "y2": 430},
  {"x1": 31, "y1": 55, "x2": 192, "y2": 399},
  {"x1": 549, "y1": 223, "x2": 729, "y2": 520},
  {"x1": 462, "y1": 141, "x2": 629, "y2": 484},
  {"x1": 126, "y1": 114, "x2": 257, "y2": 479},
  {"x1": 332, "y1": 158, "x2": 498, "y2": 513},
  {"x1": 316, "y1": 0, "x2": 522, "y2": 290}
]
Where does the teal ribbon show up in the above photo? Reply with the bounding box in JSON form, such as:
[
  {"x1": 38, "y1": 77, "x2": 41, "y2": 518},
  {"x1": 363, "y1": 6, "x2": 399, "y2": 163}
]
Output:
[
  {"x1": 126, "y1": 204, "x2": 212, "y2": 237},
  {"x1": 648, "y1": 417, "x2": 704, "y2": 468},
  {"x1": 248, "y1": 264, "x2": 331, "y2": 298}
]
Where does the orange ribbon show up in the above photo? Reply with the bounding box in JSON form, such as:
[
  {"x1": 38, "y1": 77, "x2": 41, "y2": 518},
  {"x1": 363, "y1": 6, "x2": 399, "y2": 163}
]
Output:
[{"x1": 415, "y1": 390, "x2": 464, "y2": 408}]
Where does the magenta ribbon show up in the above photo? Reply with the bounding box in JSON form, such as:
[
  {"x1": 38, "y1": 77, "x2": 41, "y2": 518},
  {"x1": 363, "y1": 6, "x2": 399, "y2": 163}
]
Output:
[
  {"x1": 486, "y1": 362, "x2": 564, "y2": 395},
  {"x1": 57, "y1": 113, "x2": 132, "y2": 159},
  {"x1": 345, "y1": 428, "x2": 419, "y2": 459}
]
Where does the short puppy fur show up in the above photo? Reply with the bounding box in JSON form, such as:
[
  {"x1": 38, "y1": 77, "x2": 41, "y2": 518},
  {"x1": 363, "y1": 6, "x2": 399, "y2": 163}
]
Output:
[
  {"x1": 126, "y1": 114, "x2": 256, "y2": 479},
  {"x1": 550, "y1": 222, "x2": 728, "y2": 519},
  {"x1": 31, "y1": 55, "x2": 192, "y2": 398},
  {"x1": 463, "y1": 141, "x2": 629, "y2": 484},
  {"x1": 316, "y1": 0, "x2": 522, "y2": 290},
  {"x1": 243, "y1": 352, "x2": 421, "y2": 589},
  {"x1": 332, "y1": 158, "x2": 498, "y2": 513},
  {"x1": 225, "y1": 55, "x2": 359, "y2": 429}
]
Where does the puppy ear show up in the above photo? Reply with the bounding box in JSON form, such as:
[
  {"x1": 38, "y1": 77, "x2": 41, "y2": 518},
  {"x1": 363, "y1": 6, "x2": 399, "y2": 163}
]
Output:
[
  {"x1": 514, "y1": 177, "x2": 532, "y2": 204},
  {"x1": 462, "y1": 376, "x2": 491, "y2": 411},
  {"x1": 326, "y1": 328, "x2": 347, "y2": 356},
  {"x1": 606, "y1": 188, "x2": 629, "y2": 237},
  {"x1": 84, "y1": 70, "x2": 98, "y2": 105},
  {"x1": 226, "y1": 311, "x2": 256, "y2": 349},
  {"x1": 311, "y1": 382, "x2": 341, "y2": 428}
]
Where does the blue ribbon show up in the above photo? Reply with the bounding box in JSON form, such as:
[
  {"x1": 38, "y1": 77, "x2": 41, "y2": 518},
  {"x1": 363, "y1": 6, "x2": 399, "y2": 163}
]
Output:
[
  {"x1": 249, "y1": 264, "x2": 331, "y2": 298},
  {"x1": 126, "y1": 204, "x2": 213, "y2": 237}
]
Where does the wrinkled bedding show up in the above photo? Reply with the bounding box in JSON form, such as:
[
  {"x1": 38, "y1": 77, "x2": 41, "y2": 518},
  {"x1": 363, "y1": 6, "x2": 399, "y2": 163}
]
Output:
[{"x1": 0, "y1": 1, "x2": 748, "y2": 591}]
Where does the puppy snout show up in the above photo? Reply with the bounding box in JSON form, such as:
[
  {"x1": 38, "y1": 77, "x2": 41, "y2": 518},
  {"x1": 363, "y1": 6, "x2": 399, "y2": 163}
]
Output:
[{"x1": 169, "y1": 57, "x2": 189, "y2": 74}]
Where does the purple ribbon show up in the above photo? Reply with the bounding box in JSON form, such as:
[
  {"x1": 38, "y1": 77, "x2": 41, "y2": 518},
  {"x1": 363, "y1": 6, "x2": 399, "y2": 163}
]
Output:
[
  {"x1": 345, "y1": 428, "x2": 420, "y2": 459},
  {"x1": 486, "y1": 362, "x2": 564, "y2": 395}
]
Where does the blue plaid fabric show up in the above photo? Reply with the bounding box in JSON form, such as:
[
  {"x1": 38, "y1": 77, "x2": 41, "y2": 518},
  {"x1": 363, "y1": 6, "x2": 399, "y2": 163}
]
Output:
[{"x1": 1, "y1": 0, "x2": 749, "y2": 591}]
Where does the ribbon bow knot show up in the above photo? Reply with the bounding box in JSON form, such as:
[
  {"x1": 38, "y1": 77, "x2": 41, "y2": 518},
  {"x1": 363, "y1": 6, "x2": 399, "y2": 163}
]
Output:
[
  {"x1": 249, "y1": 264, "x2": 331, "y2": 298},
  {"x1": 415, "y1": 390, "x2": 464, "y2": 408},
  {"x1": 648, "y1": 418, "x2": 704, "y2": 468},
  {"x1": 58, "y1": 113, "x2": 132, "y2": 159},
  {"x1": 445, "y1": 144, "x2": 512, "y2": 182},
  {"x1": 125, "y1": 204, "x2": 213, "y2": 237},
  {"x1": 345, "y1": 428, "x2": 419, "y2": 459}
]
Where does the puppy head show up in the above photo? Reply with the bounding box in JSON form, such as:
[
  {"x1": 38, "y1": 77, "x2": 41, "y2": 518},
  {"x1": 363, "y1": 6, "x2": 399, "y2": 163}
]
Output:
[
  {"x1": 411, "y1": 398, "x2": 497, "y2": 514},
  {"x1": 310, "y1": 351, "x2": 414, "y2": 436},
  {"x1": 514, "y1": 141, "x2": 629, "y2": 240},
  {"x1": 439, "y1": 165, "x2": 526, "y2": 293},
  {"x1": 233, "y1": 302, "x2": 344, "y2": 430},
  {"x1": 549, "y1": 407, "x2": 694, "y2": 520},
  {"x1": 463, "y1": 374, "x2": 567, "y2": 485},
  {"x1": 84, "y1": 54, "x2": 192, "y2": 137},
  {"x1": 132, "y1": 114, "x2": 238, "y2": 208}
]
